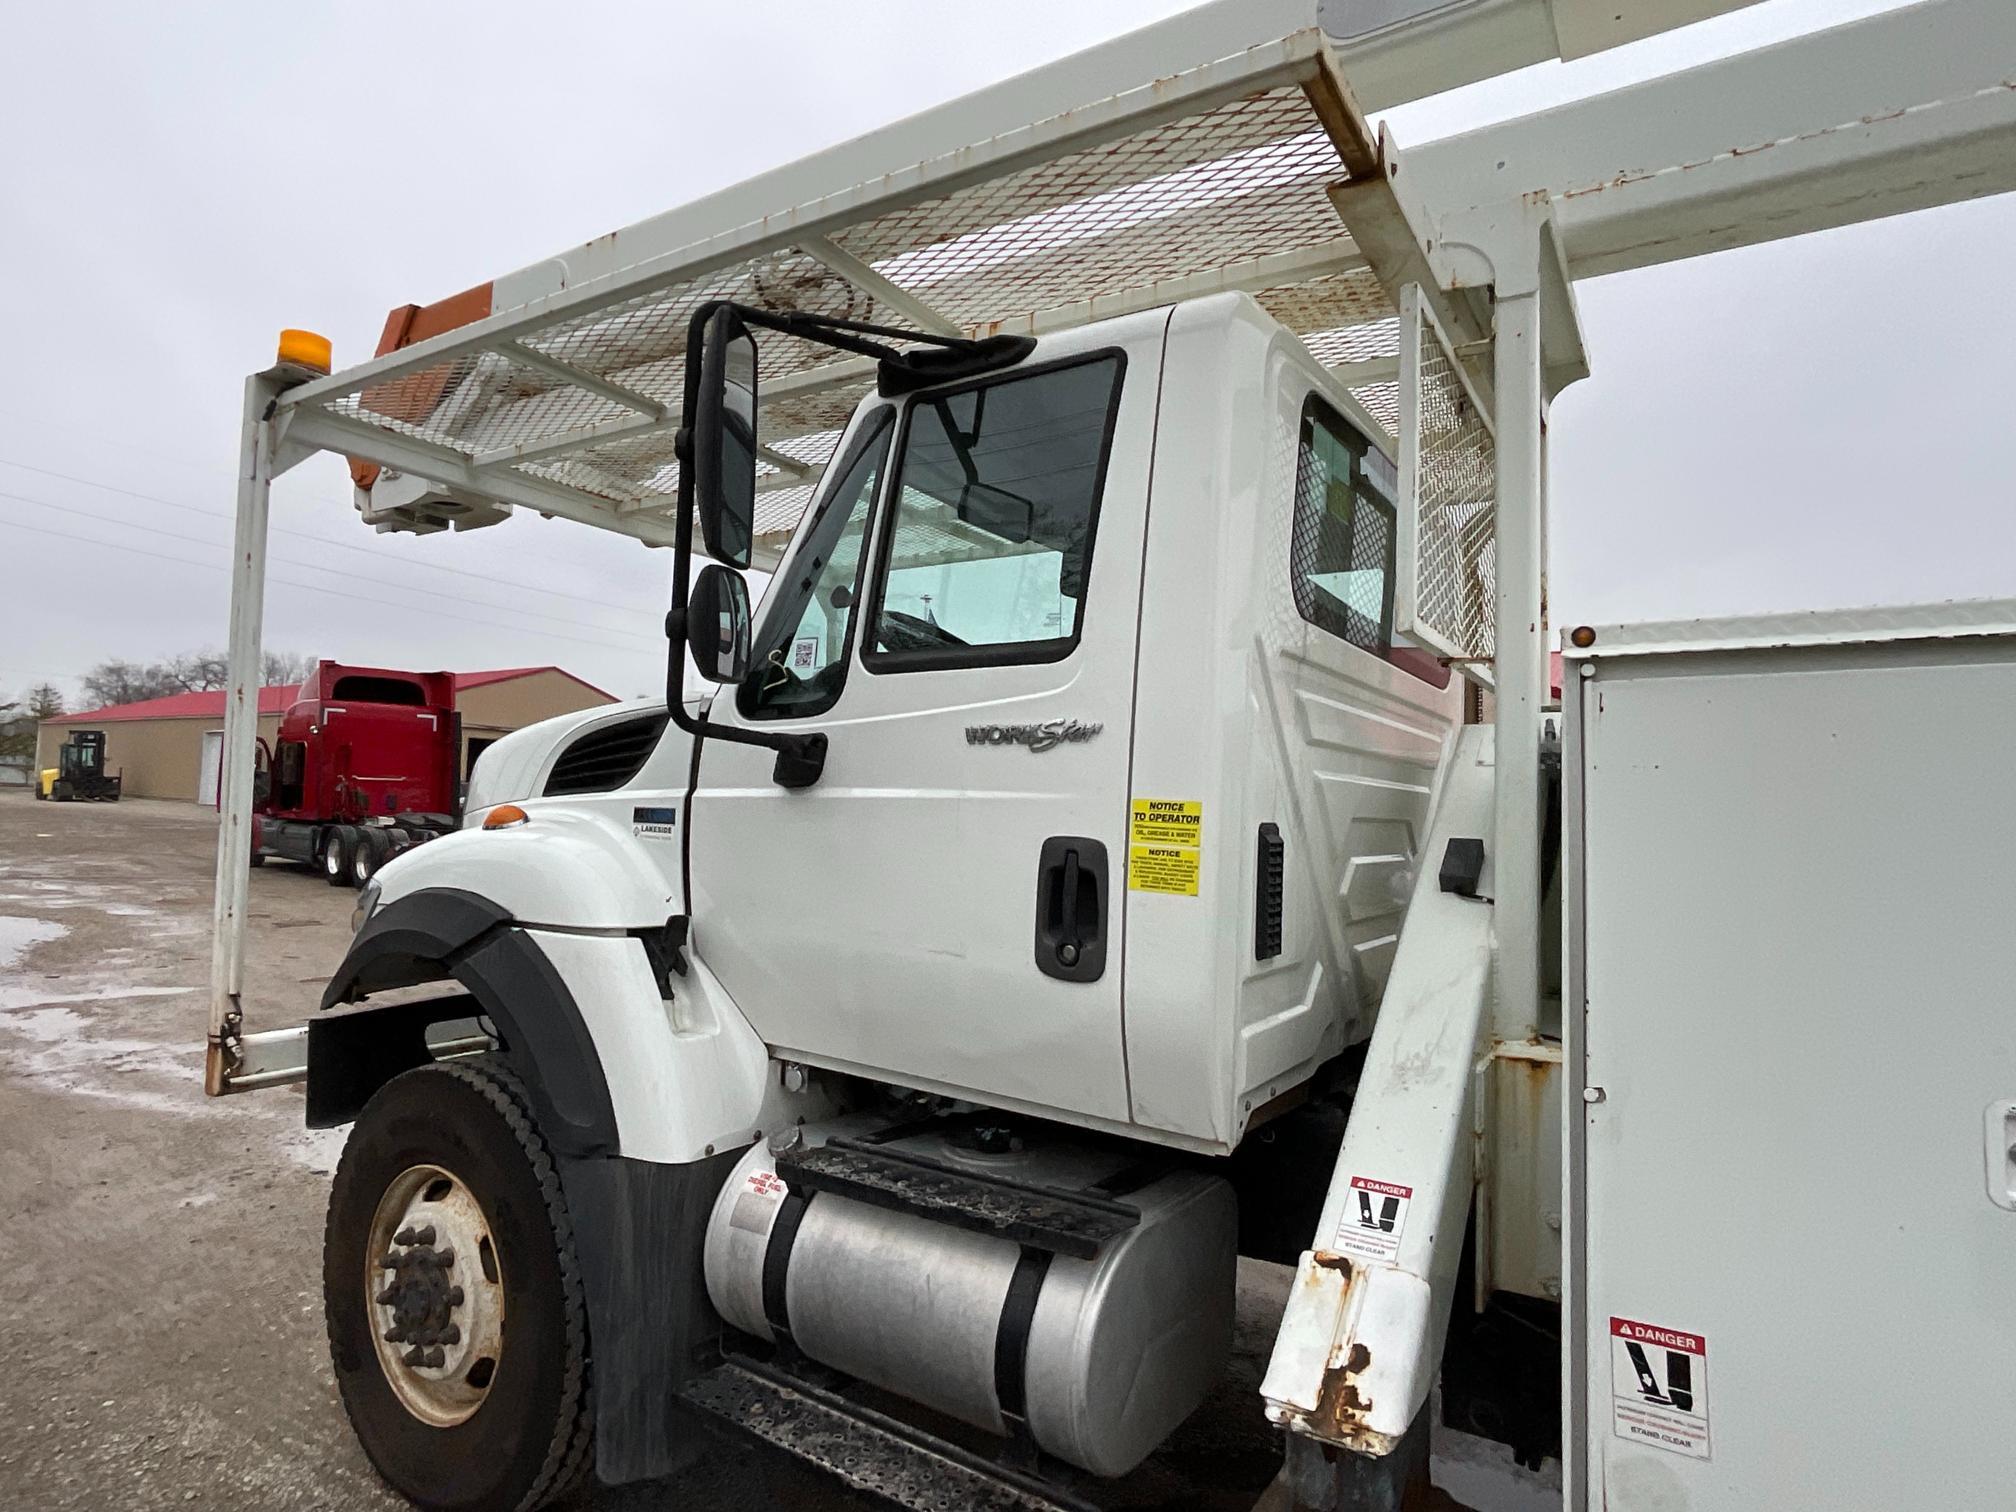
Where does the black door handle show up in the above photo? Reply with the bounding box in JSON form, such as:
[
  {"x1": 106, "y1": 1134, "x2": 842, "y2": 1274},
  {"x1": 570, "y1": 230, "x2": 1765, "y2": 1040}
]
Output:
[{"x1": 1035, "y1": 836, "x2": 1106, "y2": 983}]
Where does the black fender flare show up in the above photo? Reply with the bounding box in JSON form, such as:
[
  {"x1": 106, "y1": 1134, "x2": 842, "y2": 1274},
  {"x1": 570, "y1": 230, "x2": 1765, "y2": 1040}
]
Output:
[{"x1": 312, "y1": 887, "x2": 618, "y2": 1157}]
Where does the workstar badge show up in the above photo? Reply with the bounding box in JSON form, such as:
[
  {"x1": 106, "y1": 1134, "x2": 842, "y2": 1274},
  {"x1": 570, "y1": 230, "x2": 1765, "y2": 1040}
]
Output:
[{"x1": 964, "y1": 719, "x2": 1103, "y2": 752}]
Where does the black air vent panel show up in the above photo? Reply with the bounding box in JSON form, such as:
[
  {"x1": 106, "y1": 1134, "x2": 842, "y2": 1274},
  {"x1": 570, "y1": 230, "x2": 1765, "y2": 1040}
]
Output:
[{"x1": 543, "y1": 713, "x2": 669, "y2": 796}]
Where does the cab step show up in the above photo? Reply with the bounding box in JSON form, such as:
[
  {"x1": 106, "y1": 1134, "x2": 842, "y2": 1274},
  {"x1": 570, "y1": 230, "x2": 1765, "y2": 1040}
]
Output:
[
  {"x1": 773, "y1": 1137, "x2": 1142, "y2": 1259},
  {"x1": 678, "y1": 1355, "x2": 1098, "y2": 1512}
]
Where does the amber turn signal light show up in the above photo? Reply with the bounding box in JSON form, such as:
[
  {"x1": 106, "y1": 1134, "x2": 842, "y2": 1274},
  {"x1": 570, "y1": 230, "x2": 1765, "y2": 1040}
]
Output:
[
  {"x1": 276, "y1": 328, "x2": 332, "y2": 374},
  {"x1": 482, "y1": 804, "x2": 530, "y2": 830}
]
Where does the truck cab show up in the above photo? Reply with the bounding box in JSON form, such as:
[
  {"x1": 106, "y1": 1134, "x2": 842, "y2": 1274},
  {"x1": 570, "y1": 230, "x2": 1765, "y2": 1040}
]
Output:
[
  {"x1": 306, "y1": 291, "x2": 1481, "y2": 1505},
  {"x1": 252, "y1": 662, "x2": 461, "y2": 885}
]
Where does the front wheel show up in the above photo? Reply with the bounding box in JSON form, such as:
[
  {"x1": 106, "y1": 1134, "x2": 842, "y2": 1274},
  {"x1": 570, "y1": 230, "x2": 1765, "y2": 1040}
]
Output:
[{"x1": 325, "y1": 1060, "x2": 593, "y2": 1511}]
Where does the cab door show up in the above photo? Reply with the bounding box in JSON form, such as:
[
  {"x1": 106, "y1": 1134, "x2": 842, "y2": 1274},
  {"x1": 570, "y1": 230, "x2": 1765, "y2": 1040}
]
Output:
[{"x1": 687, "y1": 312, "x2": 1170, "y2": 1125}]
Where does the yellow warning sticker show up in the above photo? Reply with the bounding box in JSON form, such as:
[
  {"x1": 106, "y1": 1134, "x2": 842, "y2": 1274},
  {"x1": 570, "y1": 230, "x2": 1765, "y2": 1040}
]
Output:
[
  {"x1": 1129, "y1": 844, "x2": 1200, "y2": 896},
  {"x1": 1129, "y1": 800, "x2": 1203, "y2": 896},
  {"x1": 1130, "y1": 799, "x2": 1203, "y2": 848}
]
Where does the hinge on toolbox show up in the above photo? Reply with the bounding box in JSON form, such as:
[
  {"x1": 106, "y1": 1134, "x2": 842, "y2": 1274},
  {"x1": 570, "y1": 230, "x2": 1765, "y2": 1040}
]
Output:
[{"x1": 774, "y1": 1138, "x2": 1142, "y2": 1260}]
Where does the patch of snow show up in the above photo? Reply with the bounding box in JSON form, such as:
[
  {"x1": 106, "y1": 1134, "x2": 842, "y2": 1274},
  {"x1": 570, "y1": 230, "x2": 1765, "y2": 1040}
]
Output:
[
  {"x1": 282, "y1": 1125, "x2": 350, "y2": 1176},
  {"x1": 0, "y1": 914, "x2": 67, "y2": 971}
]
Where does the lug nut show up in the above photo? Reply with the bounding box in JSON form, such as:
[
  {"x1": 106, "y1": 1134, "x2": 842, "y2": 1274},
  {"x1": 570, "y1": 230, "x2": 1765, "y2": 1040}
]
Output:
[
  {"x1": 423, "y1": 1347, "x2": 445, "y2": 1368},
  {"x1": 383, "y1": 1327, "x2": 405, "y2": 1344},
  {"x1": 394, "y1": 1227, "x2": 417, "y2": 1246},
  {"x1": 375, "y1": 1287, "x2": 398, "y2": 1306},
  {"x1": 440, "y1": 1324, "x2": 461, "y2": 1345},
  {"x1": 413, "y1": 1226, "x2": 436, "y2": 1246},
  {"x1": 433, "y1": 1247, "x2": 455, "y2": 1268},
  {"x1": 402, "y1": 1346, "x2": 426, "y2": 1367},
  {"x1": 446, "y1": 1287, "x2": 465, "y2": 1307},
  {"x1": 379, "y1": 1253, "x2": 400, "y2": 1270}
]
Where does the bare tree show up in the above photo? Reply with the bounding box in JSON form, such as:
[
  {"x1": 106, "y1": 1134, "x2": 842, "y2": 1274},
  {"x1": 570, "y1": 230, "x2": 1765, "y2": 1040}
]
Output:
[
  {"x1": 80, "y1": 649, "x2": 314, "y2": 708},
  {"x1": 81, "y1": 659, "x2": 178, "y2": 708},
  {"x1": 262, "y1": 650, "x2": 317, "y2": 688}
]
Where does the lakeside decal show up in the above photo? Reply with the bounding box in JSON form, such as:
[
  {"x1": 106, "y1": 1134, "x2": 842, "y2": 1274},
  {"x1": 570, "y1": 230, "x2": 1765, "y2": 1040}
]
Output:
[
  {"x1": 631, "y1": 806, "x2": 678, "y2": 840},
  {"x1": 1128, "y1": 799, "x2": 1203, "y2": 896},
  {"x1": 1610, "y1": 1317, "x2": 1710, "y2": 1460}
]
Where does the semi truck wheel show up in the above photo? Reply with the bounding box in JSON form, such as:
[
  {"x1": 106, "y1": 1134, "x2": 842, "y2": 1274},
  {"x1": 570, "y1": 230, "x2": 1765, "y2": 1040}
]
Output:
[
  {"x1": 324, "y1": 1060, "x2": 593, "y2": 1512},
  {"x1": 323, "y1": 827, "x2": 354, "y2": 888},
  {"x1": 351, "y1": 828, "x2": 390, "y2": 887}
]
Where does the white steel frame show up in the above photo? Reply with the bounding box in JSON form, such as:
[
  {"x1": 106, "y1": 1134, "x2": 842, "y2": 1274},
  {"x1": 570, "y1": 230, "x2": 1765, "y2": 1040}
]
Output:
[{"x1": 205, "y1": 0, "x2": 2016, "y2": 1496}]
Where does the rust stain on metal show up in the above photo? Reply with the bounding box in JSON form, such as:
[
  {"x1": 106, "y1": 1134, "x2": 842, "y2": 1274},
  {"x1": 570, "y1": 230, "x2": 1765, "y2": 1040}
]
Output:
[
  {"x1": 1312, "y1": 1336, "x2": 1375, "y2": 1436},
  {"x1": 1311, "y1": 1250, "x2": 1354, "y2": 1275}
]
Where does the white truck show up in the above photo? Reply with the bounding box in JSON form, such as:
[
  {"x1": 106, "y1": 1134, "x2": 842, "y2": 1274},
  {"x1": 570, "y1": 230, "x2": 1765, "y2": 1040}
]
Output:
[{"x1": 202, "y1": 2, "x2": 2016, "y2": 1509}]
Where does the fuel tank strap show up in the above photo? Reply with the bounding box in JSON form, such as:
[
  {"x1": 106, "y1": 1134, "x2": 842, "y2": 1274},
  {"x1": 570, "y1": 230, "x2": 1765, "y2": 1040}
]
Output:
[
  {"x1": 762, "y1": 1190, "x2": 812, "y2": 1342},
  {"x1": 991, "y1": 1245, "x2": 1053, "y2": 1428}
]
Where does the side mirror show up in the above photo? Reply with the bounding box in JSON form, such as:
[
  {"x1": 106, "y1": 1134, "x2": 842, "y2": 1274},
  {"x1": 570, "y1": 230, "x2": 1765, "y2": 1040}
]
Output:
[
  {"x1": 686, "y1": 563, "x2": 753, "y2": 684},
  {"x1": 693, "y1": 306, "x2": 758, "y2": 570}
]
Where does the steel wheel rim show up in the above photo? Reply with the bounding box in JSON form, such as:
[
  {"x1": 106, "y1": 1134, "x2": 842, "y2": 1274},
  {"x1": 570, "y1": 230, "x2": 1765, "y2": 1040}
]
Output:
[
  {"x1": 324, "y1": 839, "x2": 343, "y2": 877},
  {"x1": 352, "y1": 845, "x2": 373, "y2": 884},
  {"x1": 365, "y1": 1163, "x2": 506, "y2": 1428}
]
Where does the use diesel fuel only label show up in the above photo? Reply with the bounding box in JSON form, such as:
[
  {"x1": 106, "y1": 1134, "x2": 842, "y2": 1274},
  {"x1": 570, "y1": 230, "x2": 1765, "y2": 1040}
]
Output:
[{"x1": 1129, "y1": 799, "x2": 1202, "y2": 896}]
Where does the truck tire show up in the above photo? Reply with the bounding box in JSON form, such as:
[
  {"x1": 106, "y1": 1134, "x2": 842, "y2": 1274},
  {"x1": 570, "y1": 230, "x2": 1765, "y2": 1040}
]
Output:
[
  {"x1": 324, "y1": 1059, "x2": 593, "y2": 1512},
  {"x1": 323, "y1": 827, "x2": 355, "y2": 888},
  {"x1": 352, "y1": 828, "x2": 389, "y2": 887}
]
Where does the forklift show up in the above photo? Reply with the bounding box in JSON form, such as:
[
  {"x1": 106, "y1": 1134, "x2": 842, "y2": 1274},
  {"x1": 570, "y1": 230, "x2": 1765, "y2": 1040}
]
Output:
[{"x1": 38, "y1": 729, "x2": 122, "y2": 802}]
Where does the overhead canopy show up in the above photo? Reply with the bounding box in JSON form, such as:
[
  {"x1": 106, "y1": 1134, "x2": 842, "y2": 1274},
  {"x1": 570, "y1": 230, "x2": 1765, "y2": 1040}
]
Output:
[{"x1": 275, "y1": 0, "x2": 1459, "y2": 568}]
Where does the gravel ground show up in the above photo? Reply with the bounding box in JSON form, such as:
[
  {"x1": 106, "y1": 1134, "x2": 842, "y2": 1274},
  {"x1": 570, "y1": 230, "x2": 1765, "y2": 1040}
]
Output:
[{"x1": 0, "y1": 792, "x2": 1552, "y2": 1511}]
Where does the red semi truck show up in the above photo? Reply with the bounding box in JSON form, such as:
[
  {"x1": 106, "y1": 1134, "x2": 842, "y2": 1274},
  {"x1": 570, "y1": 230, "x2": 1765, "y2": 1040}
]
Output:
[{"x1": 249, "y1": 661, "x2": 462, "y2": 887}]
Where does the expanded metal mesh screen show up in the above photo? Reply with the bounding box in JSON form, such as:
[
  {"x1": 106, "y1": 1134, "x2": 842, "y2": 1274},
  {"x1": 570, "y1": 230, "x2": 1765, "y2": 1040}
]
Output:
[
  {"x1": 311, "y1": 63, "x2": 1410, "y2": 562},
  {"x1": 1396, "y1": 284, "x2": 1496, "y2": 682}
]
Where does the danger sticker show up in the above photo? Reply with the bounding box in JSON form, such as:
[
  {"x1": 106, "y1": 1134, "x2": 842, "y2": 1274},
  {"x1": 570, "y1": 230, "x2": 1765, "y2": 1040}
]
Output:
[
  {"x1": 1610, "y1": 1317, "x2": 1710, "y2": 1460},
  {"x1": 1129, "y1": 800, "x2": 1202, "y2": 896},
  {"x1": 790, "y1": 636, "x2": 821, "y2": 673},
  {"x1": 1332, "y1": 1176, "x2": 1412, "y2": 1262}
]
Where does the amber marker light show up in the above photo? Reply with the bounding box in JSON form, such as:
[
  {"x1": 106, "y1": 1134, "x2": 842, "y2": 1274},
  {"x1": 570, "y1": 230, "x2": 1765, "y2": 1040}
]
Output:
[
  {"x1": 483, "y1": 804, "x2": 531, "y2": 830},
  {"x1": 1569, "y1": 625, "x2": 1597, "y2": 649},
  {"x1": 276, "y1": 328, "x2": 333, "y2": 374}
]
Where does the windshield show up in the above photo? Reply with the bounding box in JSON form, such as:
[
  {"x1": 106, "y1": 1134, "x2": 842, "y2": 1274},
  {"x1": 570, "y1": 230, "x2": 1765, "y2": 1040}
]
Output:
[{"x1": 737, "y1": 412, "x2": 895, "y2": 719}]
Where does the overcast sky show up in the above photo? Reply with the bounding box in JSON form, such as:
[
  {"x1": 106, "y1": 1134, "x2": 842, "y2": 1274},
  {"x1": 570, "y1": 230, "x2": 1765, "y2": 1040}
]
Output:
[{"x1": 3, "y1": 0, "x2": 2008, "y2": 709}]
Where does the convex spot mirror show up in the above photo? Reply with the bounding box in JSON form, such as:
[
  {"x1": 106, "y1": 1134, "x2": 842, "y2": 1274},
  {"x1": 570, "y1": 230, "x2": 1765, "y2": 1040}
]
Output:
[
  {"x1": 687, "y1": 564, "x2": 753, "y2": 684},
  {"x1": 694, "y1": 307, "x2": 758, "y2": 571}
]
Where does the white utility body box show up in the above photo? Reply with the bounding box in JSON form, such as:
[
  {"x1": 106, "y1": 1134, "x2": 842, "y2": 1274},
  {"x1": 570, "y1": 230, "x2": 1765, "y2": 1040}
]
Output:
[{"x1": 1566, "y1": 602, "x2": 2016, "y2": 1511}]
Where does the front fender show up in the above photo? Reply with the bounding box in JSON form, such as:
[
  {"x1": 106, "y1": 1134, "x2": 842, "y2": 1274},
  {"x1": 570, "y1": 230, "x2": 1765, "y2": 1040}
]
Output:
[
  {"x1": 320, "y1": 889, "x2": 825, "y2": 1165},
  {"x1": 376, "y1": 805, "x2": 678, "y2": 928}
]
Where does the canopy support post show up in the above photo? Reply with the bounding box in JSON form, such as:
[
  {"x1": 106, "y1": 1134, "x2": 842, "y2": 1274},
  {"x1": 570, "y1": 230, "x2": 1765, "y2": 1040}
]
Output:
[
  {"x1": 205, "y1": 373, "x2": 279, "y2": 1096},
  {"x1": 1491, "y1": 261, "x2": 1546, "y2": 1048}
]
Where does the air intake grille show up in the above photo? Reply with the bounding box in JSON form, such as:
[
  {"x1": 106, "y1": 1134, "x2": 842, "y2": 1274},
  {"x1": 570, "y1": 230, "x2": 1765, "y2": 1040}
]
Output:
[
  {"x1": 543, "y1": 713, "x2": 669, "y2": 796},
  {"x1": 1255, "y1": 822, "x2": 1285, "y2": 960}
]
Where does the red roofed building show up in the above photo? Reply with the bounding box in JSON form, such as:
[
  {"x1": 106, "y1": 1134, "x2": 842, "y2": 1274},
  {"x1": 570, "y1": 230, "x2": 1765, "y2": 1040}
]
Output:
[{"x1": 36, "y1": 667, "x2": 615, "y2": 803}]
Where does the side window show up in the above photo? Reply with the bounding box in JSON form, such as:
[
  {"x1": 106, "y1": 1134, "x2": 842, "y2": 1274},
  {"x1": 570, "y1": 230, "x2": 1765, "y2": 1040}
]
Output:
[
  {"x1": 737, "y1": 413, "x2": 895, "y2": 720},
  {"x1": 1290, "y1": 396, "x2": 1398, "y2": 657},
  {"x1": 866, "y1": 355, "x2": 1124, "y2": 670}
]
